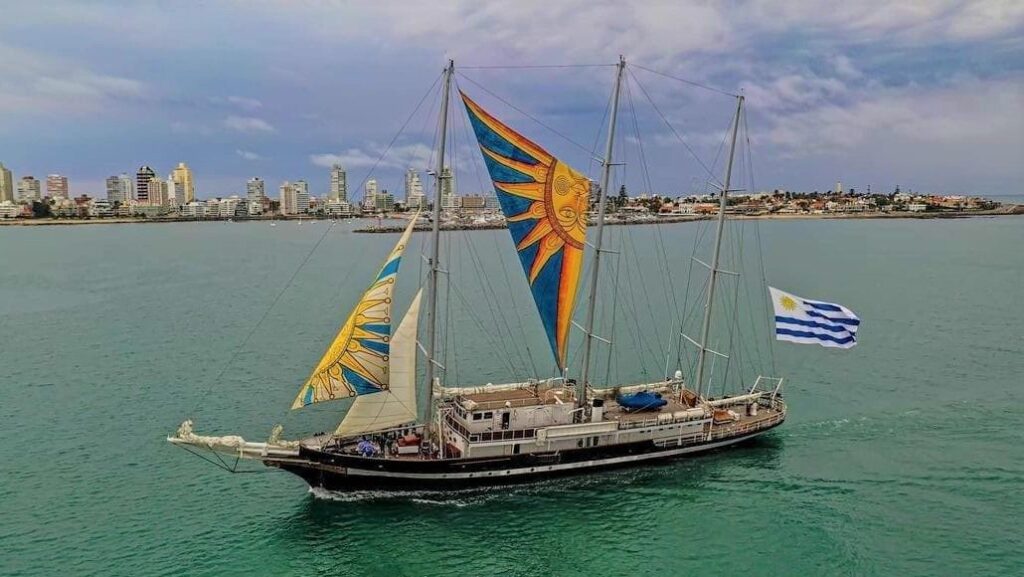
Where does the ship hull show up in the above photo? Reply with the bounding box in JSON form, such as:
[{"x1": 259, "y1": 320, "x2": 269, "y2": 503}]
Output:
[{"x1": 268, "y1": 420, "x2": 783, "y2": 493}]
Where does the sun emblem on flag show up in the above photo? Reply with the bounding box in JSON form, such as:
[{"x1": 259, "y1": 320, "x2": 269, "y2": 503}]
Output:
[{"x1": 780, "y1": 295, "x2": 798, "y2": 311}]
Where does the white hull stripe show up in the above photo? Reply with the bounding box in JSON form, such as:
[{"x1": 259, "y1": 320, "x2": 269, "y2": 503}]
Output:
[{"x1": 333, "y1": 431, "x2": 768, "y2": 480}]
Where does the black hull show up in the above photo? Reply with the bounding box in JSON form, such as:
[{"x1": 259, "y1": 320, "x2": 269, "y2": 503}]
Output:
[{"x1": 268, "y1": 420, "x2": 783, "y2": 493}]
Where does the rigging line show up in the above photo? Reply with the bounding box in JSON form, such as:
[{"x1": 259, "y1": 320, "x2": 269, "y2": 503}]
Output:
[
  {"x1": 190, "y1": 215, "x2": 335, "y2": 418},
  {"x1": 627, "y1": 68, "x2": 723, "y2": 189},
  {"x1": 733, "y1": 145, "x2": 766, "y2": 377},
  {"x1": 191, "y1": 74, "x2": 443, "y2": 417},
  {"x1": 588, "y1": 87, "x2": 614, "y2": 179},
  {"x1": 617, "y1": 229, "x2": 656, "y2": 378},
  {"x1": 448, "y1": 279, "x2": 520, "y2": 378},
  {"x1": 603, "y1": 236, "x2": 624, "y2": 385},
  {"x1": 624, "y1": 72, "x2": 682, "y2": 373},
  {"x1": 630, "y1": 63, "x2": 739, "y2": 98},
  {"x1": 743, "y1": 106, "x2": 776, "y2": 375},
  {"x1": 463, "y1": 229, "x2": 533, "y2": 375},
  {"x1": 460, "y1": 63, "x2": 617, "y2": 69},
  {"x1": 455, "y1": 71, "x2": 600, "y2": 159},
  {"x1": 358, "y1": 71, "x2": 444, "y2": 203}
]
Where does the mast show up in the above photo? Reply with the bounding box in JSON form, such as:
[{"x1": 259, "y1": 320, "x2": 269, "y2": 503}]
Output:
[
  {"x1": 577, "y1": 56, "x2": 626, "y2": 410},
  {"x1": 693, "y1": 95, "x2": 744, "y2": 399},
  {"x1": 424, "y1": 60, "x2": 453, "y2": 438}
]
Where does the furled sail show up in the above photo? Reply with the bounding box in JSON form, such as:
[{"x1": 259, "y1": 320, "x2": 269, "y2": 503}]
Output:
[
  {"x1": 291, "y1": 216, "x2": 418, "y2": 408},
  {"x1": 461, "y1": 91, "x2": 589, "y2": 370},
  {"x1": 336, "y1": 290, "x2": 421, "y2": 436}
]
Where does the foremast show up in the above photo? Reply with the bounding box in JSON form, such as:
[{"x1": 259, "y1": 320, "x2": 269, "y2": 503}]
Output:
[
  {"x1": 423, "y1": 60, "x2": 454, "y2": 442},
  {"x1": 691, "y1": 95, "x2": 744, "y2": 400},
  {"x1": 577, "y1": 56, "x2": 626, "y2": 410}
]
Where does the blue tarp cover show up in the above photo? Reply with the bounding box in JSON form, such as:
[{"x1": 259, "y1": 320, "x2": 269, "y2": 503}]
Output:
[{"x1": 616, "y1": 391, "x2": 668, "y2": 411}]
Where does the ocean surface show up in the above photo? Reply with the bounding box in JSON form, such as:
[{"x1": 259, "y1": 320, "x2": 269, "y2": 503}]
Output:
[{"x1": 1, "y1": 216, "x2": 1022, "y2": 577}]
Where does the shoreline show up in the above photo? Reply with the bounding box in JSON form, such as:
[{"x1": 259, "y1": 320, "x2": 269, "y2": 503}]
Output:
[
  {"x1": 1, "y1": 204, "x2": 1020, "y2": 229},
  {"x1": 353, "y1": 205, "x2": 1024, "y2": 233}
]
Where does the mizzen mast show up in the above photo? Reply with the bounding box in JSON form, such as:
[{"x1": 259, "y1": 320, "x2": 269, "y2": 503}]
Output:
[
  {"x1": 576, "y1": 57, "x2": 626, "y2": 411},
  {"x1": 692, "y1": 95, "x2": 744, "y2": 399}
]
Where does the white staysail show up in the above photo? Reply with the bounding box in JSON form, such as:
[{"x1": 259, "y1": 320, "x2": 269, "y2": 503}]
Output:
[{"x1": 335, "y1": 289, "x2": 422, "y2": 437}]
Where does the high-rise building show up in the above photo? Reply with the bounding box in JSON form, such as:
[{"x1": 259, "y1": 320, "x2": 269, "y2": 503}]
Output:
[
  {"x1": 293, "y1": 180, "x2": 310, "y2": 214},
  {"x1": 18, "y1": 176, "x2": 41, "y2": 202},
  {"x1": 105, "y1": 173, "x2": 134, "y2": 204},
  {"x1": 363, "y1": 178, "x2": 379, "y2": 210},
  {"x1": 0, "y1": 163, "x2": 13, "y2": 203},
  {"x1": 279, "y1": 181, "x2": 294, "y2": 215},
  {"x1": 166, "y1": 174, "x2": 179, "y2": 205},
  {"x1": 279, "y1": 181, "x2": 308, "y2": 215},
  {"x1": 148, "y1": 176, "x2": 169, "y2": 206},
  {"x1": 329, "y1": 164, "x2": 347, "y2": 201},
  {"x1": 439, "y1": 167, "x2": 457, "y2": 211},
  {"x1": 46, "y1": 174, "x2": 69, "y2": 199},
  {"x1": 375, "y1": 190, "x2": 395, "y2": 212},
  {"x1": 246, "y1": 177, "x2": 265, "y2": 201},
  {"x1": 171, "y1": 162, "x2": 195, "y2": 203},
  {"x1": 405, "y1": 168, "x2": 425, "y2": 209},
  {"x1": 136, "y1": 166, "x2": 156, "y2": 204}
]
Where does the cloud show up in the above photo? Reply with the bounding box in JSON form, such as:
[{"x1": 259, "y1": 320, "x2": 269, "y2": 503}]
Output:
[
  {"x1": 223, "y1": 115, "x2": 275, "y2": 133},
  {"x1": 0, "y1": 43, "x2": 147, "y2": 113},
  {"x1": 757, "y1": 75, "x2": 1024, "y2": 192},
  {"x1": 209, "y1": 95, "x2": 263, "y2": 111},
  {"x1": 236, "y1": 149, "x2": 262, "y2": 161}
]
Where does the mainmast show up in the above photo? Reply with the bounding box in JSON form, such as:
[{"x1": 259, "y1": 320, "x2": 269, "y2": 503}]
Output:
[
  {"x1": 577, "y1": 56, "x2": 626, "y2": 410},
  {"x1": 692, "y1": 95, "x2": 744, "y2": 399},
  {"x1": 424, "y1": 60, "x2": 453, "y2": 436}
]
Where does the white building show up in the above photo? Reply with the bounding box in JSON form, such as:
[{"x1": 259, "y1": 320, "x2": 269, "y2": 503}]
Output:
[
  {"x1": 294, "y1": 180, "x2": 310, "y2": 214},
  {"x1": 325, "y1": 199, "x2": 355, "y2": 217},
  {"x1": 247, "y1": 198, "x2": 263, "y2": 216},
  {"x1": 363, "y1": 178, "x2": 379, "y2": 210},
  {"x1": 0, "y1": 200, "x2": 21, "y2": 218},
  {"x1": 246, "y1": 177, "x2": 265, "y2": 201},
  {"x1": 105, "y1": 173, "x2": 134, "y2": 204},
  {"x1": 329, "y1": 165, "x2": 347, "y2": 201},
  {"x1": 405, "y1": 168, "x2": 425, "y2": 209},
  {"x1": 442, "y1": 192, "x2": 461, "y2": 211},
  {"x1": 180, "y1": 201, "x2": 208, "y2": 218},
  {"x1": 440, "y1": 167, "x2": 456, "y2": 210},
  {"x1": 908, "y1": 203, "x2": 928, "y2": 212},
  {"x1": 89, "y1": 198, "x2": 114, "y2": 217},
  {"x1": 18, "y1": 176, "x2": 41, "y2": 202},
  {"x1": 279, "y1": 181, "x2": 309, "y2": 215}
]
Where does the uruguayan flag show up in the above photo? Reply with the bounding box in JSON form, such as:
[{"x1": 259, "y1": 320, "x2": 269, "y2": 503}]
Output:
[{"x1": 769, "y1": 287, "x2": 860, "y2": 349}]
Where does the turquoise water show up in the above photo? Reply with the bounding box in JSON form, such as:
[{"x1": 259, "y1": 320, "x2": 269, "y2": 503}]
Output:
[{"x1": 1, "y1": 217, "x2": 1022, "y2": 576}]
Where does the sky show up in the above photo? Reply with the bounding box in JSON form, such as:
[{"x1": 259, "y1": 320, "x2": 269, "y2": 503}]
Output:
[{"x1": 0, "y1": 0, "x2": 1021, "y2": 199}]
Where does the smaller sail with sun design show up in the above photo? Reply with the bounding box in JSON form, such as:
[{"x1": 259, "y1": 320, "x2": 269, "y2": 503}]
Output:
[
  {"x1": 461, "y1": 91, "x2": 590, "y2": 371},
  {"x1": 292, "y1": 215, "x2": 419, "y2": 408}
]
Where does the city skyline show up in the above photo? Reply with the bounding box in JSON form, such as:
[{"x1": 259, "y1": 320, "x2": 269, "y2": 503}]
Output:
[{"x1": 0, "y1": 2, "x2": 1021, "y2": 198}]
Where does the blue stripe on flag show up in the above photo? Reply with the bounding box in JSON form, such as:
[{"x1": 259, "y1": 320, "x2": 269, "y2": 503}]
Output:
[
  {"x1": 803, "y1": 300, "x2": 843, "y2": 312},
  {"x1": 807, "y1": 309, "x2": 860, "y2": 326},
  {"x1": 776, "y1": 328, "x2": 856, "y2": 345},
  {"x1": 775, "y1": 315, "x2": 850, "y2": 333}
]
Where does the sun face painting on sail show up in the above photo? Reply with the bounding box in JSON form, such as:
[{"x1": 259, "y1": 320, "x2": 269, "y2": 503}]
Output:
[{"x1": 461, "y1": 92, "x2": 589, "y2": 373}]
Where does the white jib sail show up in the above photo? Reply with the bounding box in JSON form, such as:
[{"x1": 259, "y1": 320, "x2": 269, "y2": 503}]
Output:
[{"x1": 335, "y1": 289, "x2": 422, "y2": 437}]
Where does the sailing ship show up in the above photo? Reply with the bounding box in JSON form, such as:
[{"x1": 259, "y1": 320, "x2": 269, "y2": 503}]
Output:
[{"x1": 170, "y1": 58, "x2": 786, "y2": 492}]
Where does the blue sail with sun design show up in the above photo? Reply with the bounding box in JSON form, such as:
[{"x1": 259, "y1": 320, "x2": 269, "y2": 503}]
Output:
[
  {"x1": 461, "y1": 91, "x2": 590, "y2": 370},
  {"x1": 291, "y1": 215, "x2": 419, "y2": 408}
]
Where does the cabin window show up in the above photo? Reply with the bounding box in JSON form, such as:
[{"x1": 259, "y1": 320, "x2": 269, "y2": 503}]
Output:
[
  {"x1": 483, "y1": 411, "x2": 493, "y2": 419},
  {"x1": 577, "y1": 439, "x2": 584, "y2": 448},
  {"x1": 513, "y1": 444, "x2": 521, "y2": 455},
  {"x1": 472, "y1": 413, "x2": 482, "y2": 421},
  {"x1": 592, "y1": 436, "x2": 599, "y2": 446}
]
